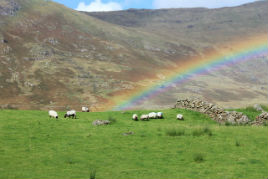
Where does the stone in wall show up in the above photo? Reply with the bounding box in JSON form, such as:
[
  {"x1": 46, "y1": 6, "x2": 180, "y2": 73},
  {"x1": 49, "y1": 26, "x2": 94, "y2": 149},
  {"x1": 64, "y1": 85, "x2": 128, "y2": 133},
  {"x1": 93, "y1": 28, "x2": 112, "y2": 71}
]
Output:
[{"x1": 175, "y1": 98, "x2": 249, "y2": 124}]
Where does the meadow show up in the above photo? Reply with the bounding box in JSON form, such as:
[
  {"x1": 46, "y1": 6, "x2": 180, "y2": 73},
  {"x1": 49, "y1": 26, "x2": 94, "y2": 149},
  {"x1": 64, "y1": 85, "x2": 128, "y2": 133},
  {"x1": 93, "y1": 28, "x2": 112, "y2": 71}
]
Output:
[{"x1": 0, "y1": 108, "x2": 267, "y2": 179}]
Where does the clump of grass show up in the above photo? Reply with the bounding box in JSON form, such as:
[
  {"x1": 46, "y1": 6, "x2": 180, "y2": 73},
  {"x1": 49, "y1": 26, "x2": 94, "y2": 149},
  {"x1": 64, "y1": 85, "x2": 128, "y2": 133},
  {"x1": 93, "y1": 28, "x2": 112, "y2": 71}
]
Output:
[
  {"x1": 235, "y1": 140, "x2": 241, "y2": 147},
  {"x1": 108, "y1": 116, "x2": 116, "y2": 124},
  {"x1": 224, "y1": 121, "x2": 237, "y2": 126},
  {"x1": 193, "y1": 153, "x2": 205, "y2": 163},
  {"x1": 90, "y1": 169, "x2": 96, "y2": 179},
  {"x1": 203, "y1": 126, "x2": 213, "y2": 136},
  {"x1": 192, "y1": 127, "x2": 213, "y2": 137},
  {"x1": 166, "y1": 127, "x2": 185, "y2": 136},
  {"x1": 192, "y1": 128, "x2": 203, "y2": 136}
]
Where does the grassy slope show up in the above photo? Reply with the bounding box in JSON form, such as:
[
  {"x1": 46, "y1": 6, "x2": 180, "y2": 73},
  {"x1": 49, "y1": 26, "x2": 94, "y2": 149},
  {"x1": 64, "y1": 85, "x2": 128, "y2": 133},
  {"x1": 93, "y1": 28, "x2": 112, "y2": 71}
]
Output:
[{"x1": 0, "y1": 109, "x2": 267, "y2": 179}]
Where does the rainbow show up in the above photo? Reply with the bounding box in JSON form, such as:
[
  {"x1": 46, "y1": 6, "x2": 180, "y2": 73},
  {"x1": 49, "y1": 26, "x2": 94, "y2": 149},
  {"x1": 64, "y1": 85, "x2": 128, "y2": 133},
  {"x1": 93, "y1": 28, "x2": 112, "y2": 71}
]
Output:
[{"x1": 112, "y1": 35, "x2": 268, "y2": 111}]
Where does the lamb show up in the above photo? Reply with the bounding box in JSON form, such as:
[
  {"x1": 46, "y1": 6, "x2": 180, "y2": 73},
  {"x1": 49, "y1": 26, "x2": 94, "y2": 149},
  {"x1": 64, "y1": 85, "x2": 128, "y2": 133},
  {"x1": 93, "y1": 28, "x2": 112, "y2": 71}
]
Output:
[
  {"x1": 157, "y1": 112, "x2": 163, "y2": 119},
  {"x1": 132, "y1": 114, "x2": 138, "y2": 121},
  {"x1": 48, "y1": 110, "x2": 58, "y2": 119},
  {"x1": 64, "y1": 110, "x2": 76, "y2": 119},
  {"x1": 82, "y1": 106, "x2": 90, "y2": 112},
  {"x1": 148, "y1": 112, "x2": 157, "y2": 119},
  {"x1": 177, "y1": 114, "x2": 184, "y2": 120},
  {"x1": 140, "y1": 114, "x2": 149, "y2": 121}
]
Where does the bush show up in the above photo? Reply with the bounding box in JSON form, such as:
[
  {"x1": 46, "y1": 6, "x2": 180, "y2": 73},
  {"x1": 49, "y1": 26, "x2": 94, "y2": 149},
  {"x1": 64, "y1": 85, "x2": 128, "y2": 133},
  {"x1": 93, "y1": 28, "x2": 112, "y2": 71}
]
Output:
[
  {"x1": 90, "y1": 169, "x2": 96, "y2": 179},
  {"x1": 193, "y1": 153, "x2": 204, "y2": 163},
  {"x1": 166, "y1": 128, "x2": 185, "y2": 136}
]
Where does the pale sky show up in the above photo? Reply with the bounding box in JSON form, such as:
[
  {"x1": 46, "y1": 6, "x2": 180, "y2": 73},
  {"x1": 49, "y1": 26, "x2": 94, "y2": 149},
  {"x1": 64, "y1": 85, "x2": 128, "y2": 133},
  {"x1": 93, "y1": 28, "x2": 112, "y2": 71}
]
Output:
[{"x1": 52, "y1": 0, "x2": 263, "y2": 12}]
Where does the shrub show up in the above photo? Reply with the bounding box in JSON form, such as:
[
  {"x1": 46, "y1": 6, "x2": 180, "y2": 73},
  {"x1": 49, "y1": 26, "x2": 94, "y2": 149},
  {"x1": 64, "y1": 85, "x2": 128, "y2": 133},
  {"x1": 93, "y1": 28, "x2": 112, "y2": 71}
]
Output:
[
  {"x1": 166, "y1": 128, "x2": 185, "y2": 136},
  {"x1": 90, "y1": 169, "x2": 96, "y2": 179},
  {"x1": 193, "y1": 153, "x2": 204, "y2": 163}
]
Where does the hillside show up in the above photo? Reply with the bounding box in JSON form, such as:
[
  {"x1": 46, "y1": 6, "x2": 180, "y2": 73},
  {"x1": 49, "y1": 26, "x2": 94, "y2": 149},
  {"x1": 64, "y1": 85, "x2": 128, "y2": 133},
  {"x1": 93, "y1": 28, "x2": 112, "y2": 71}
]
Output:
[{"x1": 0, "y1": 0, "x2": 267, "y2": 110}]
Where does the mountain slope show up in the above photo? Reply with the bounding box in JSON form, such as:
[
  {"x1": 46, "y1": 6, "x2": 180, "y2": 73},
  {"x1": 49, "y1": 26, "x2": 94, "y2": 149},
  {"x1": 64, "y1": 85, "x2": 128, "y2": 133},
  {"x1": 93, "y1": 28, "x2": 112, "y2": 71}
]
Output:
[{"x1": 0, "y1": 0, "x2": 267, "y2": 110}]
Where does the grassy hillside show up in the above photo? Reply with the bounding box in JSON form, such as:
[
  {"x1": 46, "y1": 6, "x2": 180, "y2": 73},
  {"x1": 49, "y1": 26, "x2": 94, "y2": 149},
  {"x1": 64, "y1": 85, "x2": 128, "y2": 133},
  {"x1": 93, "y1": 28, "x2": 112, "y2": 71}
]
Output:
[
  {"x1": 0, "y1": 109, "x2": 267, "y2": 179},
  {"x1": 0, "y1": 0, "x2": 267, "y2": 110}
]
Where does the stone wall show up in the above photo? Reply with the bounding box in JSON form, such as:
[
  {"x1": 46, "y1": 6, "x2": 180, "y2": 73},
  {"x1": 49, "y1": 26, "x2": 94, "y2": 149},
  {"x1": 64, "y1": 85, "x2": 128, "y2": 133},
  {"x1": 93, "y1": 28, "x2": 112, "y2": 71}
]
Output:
[
  {"x1": 252, "y1": 112, "x2": 268, "y2": 125},
  {"x1": 174, "y1": 98, "x2": 249, "y2": 124}
]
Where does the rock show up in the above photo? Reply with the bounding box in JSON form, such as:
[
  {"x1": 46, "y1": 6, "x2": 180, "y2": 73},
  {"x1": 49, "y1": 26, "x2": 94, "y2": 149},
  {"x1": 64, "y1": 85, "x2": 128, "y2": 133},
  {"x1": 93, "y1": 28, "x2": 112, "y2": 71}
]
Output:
[
  {"x1": 237, "y1": 115, "x2": 249, "y2": 124},
  {"x1": 92, "y1": 120, "x2": 110, "y2": 126},
  {"x1": 177, "y1": 114, "x2": 184, "y2": 120},
  {"x1": 0, "y1": 1, "x2": 21, "y2": 16},
  {"x1": 253, "y1": 104, "x2": 263, "y2": 111},
  {"x1": 122, "y1": 131, "x2": 134, "y2": 136}
]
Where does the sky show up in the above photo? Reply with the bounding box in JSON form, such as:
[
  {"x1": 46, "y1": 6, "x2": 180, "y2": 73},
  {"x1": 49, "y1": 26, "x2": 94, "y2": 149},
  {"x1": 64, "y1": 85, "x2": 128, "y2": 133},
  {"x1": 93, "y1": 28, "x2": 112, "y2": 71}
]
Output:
[{"x1": 52, "y1": 0, "x2": 261, "y2": 12}]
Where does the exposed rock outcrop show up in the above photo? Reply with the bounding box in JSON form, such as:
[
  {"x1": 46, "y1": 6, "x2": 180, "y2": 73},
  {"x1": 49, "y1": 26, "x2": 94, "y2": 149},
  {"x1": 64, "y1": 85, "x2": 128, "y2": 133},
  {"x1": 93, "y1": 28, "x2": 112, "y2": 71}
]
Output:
[
  {"x1": 174, "y1": 98, "x2": 249, "y2": 124},
  {"x1": 0, "y1": 0, "x2": 21, "y2": 16}
]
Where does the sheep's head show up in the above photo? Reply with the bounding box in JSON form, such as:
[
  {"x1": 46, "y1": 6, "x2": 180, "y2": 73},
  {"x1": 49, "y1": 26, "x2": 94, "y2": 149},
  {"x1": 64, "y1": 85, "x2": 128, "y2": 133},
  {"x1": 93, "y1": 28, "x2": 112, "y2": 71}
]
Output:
[
  {"x1": 56, "y1": 116, "x2": 58, "y2": 119},
  {"x1": 64, "y1": 114, "x2": 67, "y2": 118}
]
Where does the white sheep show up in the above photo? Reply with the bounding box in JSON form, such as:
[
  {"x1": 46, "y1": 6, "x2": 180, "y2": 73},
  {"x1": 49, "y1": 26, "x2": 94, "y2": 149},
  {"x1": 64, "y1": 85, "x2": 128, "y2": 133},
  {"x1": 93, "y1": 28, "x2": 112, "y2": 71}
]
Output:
[
  {"x1": 140, "y1": 114, "x2": 149, "y2": 121},
  {"x1": 82, "y1": 106, "x2": 90, "y2": 112},
  {"x1": 49, "y1": 110, "x2": 58, "y2": 119},
  {"x1": 64, "y1": 110, "x2": 76, "y2": 119},
  {"x1": 157, "y1": 112, "x2": 163, "y2": 119},
  {"x1": 132, "y1": 114, "x2": 138, "y2": 121},
  {"x1": 148, "y1": 112, "x2": 157, "y2": 119},
  {"x1": 177, "y1": 114, "x2": 184, "y2": 120}
]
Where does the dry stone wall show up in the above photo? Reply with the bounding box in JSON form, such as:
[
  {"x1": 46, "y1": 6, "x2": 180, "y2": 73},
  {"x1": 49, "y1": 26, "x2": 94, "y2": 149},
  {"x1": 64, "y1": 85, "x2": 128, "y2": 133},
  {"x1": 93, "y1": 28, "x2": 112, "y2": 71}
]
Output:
[
  {"x1": 174, "y1": 98, "x2": 249, "y2": 124},
  {"x1": 252, "y1": 112, "x2": 268, "y2": 125}
]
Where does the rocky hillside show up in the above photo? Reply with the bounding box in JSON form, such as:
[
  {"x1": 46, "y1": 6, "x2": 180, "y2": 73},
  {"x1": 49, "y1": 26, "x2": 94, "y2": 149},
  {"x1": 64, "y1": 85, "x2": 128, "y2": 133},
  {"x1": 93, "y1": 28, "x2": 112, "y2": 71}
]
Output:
[{"x1": 0, "y1": 0, "x2": 267, "y2": 110}]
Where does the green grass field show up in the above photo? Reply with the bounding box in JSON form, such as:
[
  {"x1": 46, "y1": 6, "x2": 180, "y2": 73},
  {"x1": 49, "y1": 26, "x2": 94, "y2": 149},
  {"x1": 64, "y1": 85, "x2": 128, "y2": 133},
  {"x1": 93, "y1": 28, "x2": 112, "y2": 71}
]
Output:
[{"x1": 0, "y1": 108, "x2": 267, "y2": 179}]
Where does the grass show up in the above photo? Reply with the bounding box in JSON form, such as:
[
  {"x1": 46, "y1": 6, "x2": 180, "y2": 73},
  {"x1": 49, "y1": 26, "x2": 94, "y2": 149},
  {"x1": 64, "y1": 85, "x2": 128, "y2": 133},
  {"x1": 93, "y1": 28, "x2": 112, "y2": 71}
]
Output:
[
  {"x1": 193, "y1": 153, "x2": 205, "y2": 163},
  {"x1": 232, "y1": 106, "x2": 262, "y2": 121},
  {"x1": 0, "y1": 108, "x2": 267, "y2": 179}
]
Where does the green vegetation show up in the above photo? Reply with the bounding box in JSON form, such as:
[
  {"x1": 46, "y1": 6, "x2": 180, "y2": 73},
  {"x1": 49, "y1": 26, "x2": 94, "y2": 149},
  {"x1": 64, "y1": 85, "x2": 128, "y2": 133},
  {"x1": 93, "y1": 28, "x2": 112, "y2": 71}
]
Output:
[
  {"x1": 228, "y1": 106, "x2": 262, "y2": 121},
  {"x1": 0, "y1": 108, "x2": 267, "y2": 179}
]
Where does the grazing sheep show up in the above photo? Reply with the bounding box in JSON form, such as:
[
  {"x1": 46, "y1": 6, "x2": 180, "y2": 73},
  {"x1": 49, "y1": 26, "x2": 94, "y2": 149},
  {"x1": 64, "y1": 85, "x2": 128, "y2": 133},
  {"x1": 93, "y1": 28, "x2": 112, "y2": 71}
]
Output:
[
  {"x1": 82, "y1": 106, "x2": 90, "y2": 112},
  {"x1": 49, "y1": 110, "x2": 58, "y2": 119},
  {"x1": 157, "y1": 112, "x2": 163, "y2": 119},
  {"x1": 149, "y1": 112, "x2": 157, "y2": 119},
  {"x1": 177, "y1": 114, "x2": 184, "y2": 120},
  {"x1": 64, "y1": 110, "x2": 76, "y2": 119},
  {"x1": 132, "y1": 114, "x2": 138, "y2": 121},
  {"x1": 140, "y1": 114, "x2": 149, "y2": 121}
]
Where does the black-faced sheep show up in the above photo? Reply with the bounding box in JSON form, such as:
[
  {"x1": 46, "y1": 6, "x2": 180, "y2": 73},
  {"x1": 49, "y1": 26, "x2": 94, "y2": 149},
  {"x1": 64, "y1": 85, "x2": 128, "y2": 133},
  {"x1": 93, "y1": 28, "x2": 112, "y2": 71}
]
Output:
[
  {"x1": 157, "y1": 112, "x2": 163, "y2": 119},
  {"x1": 177, "y1": 114, "x2": 184, "y2": 120},
  {"x1": 132, "y1": 114, "x2": 138, "y2": 121},
  {"x1": 64, "y1": 110, "x2": 76, "y2": 119},
  {"x1": 140, "y1": 114, "x2": 149, "y2": 121},
  {"x1": 82, "y1": 106, "x2": 90, "y2": 112},
  {"x1": 49, "y1": 110, "x2": 58, "y2": 119}
]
